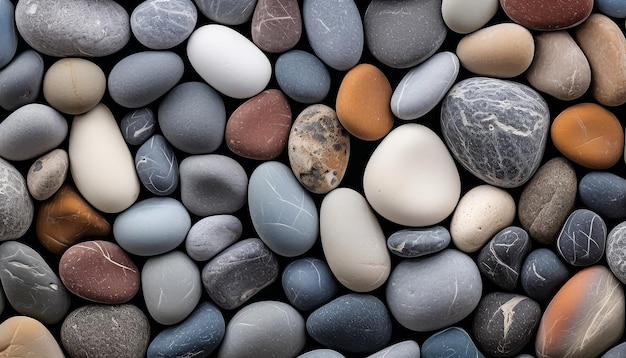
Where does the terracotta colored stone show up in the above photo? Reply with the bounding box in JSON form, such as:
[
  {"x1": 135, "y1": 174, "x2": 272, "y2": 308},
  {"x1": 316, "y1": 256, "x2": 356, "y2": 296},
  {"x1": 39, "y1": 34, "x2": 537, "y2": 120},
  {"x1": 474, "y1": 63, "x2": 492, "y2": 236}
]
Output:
[
  {"x1": 225, "y1": 89, "x2": 292, "y2": 160},
  {"x1": 27, "y1": 148, "x2": 69, "y2": 201},
  {"x1": 0, "y1": 316, "x2": 65, "y2": 358},
  {"x1": 36, "y1": 185, "x2": 111, "y2": 255},
  {"x1": 336, "y1": 63, "x2": 394, "y2": 141},
  {"x1": 535, "y1": 265, "x2": 625, "y2": 358},
  {"x1": 501, "y1": 0, "x2": 593, "y2": 30},
  {"x1": 576, "y1": 13, "x2": 626, "y2": 107},
  {"x1": 59, "y1": 240, "x2": 140, "y2": 304},
  {"x1": 551, "y1": 103, "x2": 624, "y2": 169},
  {"x1": 251, "y1": 0, "x2": 302, "y2": 53}
]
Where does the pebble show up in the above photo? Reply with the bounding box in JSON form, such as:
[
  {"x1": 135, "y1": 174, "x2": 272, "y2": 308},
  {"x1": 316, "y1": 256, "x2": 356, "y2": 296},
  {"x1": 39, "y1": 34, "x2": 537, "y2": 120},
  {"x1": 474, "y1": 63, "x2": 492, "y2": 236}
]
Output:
[
  {"x1": 113, "y1": 197, "x2": 191, "y2": 256},
  {"x1": 299, "y1": 349, "x2": 346, "y2": 358},
  {"x1": 121, "y1": 108, "x2": 156, "y2": 146},
  {"x1": 282, "y1": 257, "x2": 338, "y2": 311},
  {"x1": 275, "y1": 50, "x2": 331, "y2": 104},
  {"x1": 69, "y1": 104, "x2": 140, "y2": 213},
  {"x1": 0, "y1": 240, "x2": 71, "y2": 324},
  {"x1": 363, "y1": 124, "x2": 461, "y2": 227},
  {"x1": 159, "y1": 81, "x2": 226, "y2": 154},
  {"x1": 576, "y1": 13, "x2": 626, "y2": 106},
  {"x1": 551, "y1": 103, "x2": 624, "y2": 169},
  {"x1": 187, "y1": 24, "x2": 272, "y2": 99},
  {"x1": 0, "y1": 103, "x2": 67, "y2": 161},
  {"x1": 0, "y1": 316, "x2": 65, "y2": 358},
  {"x1": 441, "y1": 77, "x2": 550, "y2": 188},
  {"x1": 604, "y1": 342, "x2": 626, "y2": 358},
  {"x1": 421, "y1": 327, "x2": 485, "y2": 358},
  {"x1": 131, "y1": 0, "x2": 197, "y2": 49},
  {"x1": 556, "y1": 209, "x2": 607, "y2": 266},
  {"x1": 15, "y1": 0, "x2": 130, "y2": 57},
  {"x1": 194, "y1": 0, "x2": 255, "y2": 25},
  {"x1": 306, "y1": 294, "x2": 392, "y2": 354},
  {"x1": 441, "y1": 0, "x2": 499, "y2": 34},
  {"x1": 288, "y1": 104, "x2": 350, "y2": 194},
  {"x1": 607, "y1": 222, "x2": 626, "y2": 284},
  {"x1": 450, "y1": 185, "x2": 516, "y2": 253},
  {"x1": 225, "y1": 89, "x2": 291, "y2": 160},
  {"x1": 185, "y1": 214, "x2": 242, "y2": 262},
  {"x1": 248, "y1": 161, "x2": 318, "y2": 257},
  {"x1": 386, "y1": 249, "x2": 482, "y2": 332},
  {"x1": 472, "y1": 293, "x2": 541, "y2": 357},
  {"x1": 303, "y1": 0, "x2": 363, "y2": 71},
  {"x1": 520, "y1": 248, "x2": 570, "y2": 303},
  {"x1": 518, "y1": 157, "x2": 577, "y2": 244},
  {"x1": 596, "y1": 0, "x2": 626, "y2": 18},
  {"x1": 387, "y1": 226, "x2": 451, "y2": 258},
  {"x1": 536, "y1": 265, "x2": 625, "y2": 358},
  {"x1": 0, "y1": 0, "x2": 16, "y2": 68},
  {"x1": 320, "y1": 188, "x2": 391, "y2": 292},
  {"x1": 0, "y1": 50, "x2": 43, "y2": 111},
  {"x1": 0, "y1": 158, "x2": 33, "y2": 241},
  {"x1": 251, "y1": 0, "x2": 302, "y2": 53},
  {"x1": 218, "y1": 300, "x2": 306, "y2": 358},
  {"x1": 579, "y1": 172, "x2": 626, "y2": 219},
  {"x1": 61, "y1": 304, "x2": 150, "y2": 358},
  {"x1": 367, "y1": 340, "x2": 420, "y2": 358},
  {"x1": 202, "y1": 238, "x2": 279, "y2": 310},
  {"x1": 135, "y1": 134, "x2": 179, "y2": 196},
  {"x1": 147, "y1": 302, "x2": 225, "y2": 358},
  {"x1": 36, "y1": 185, "x2": 111, "y2": 254},
  {"x1": 59, "y1": 240, "x2": 140, "y2": 304},
  {"x1": 142, "y1": 251, "x2": 202, "y2": 325},
  {"x1": 501, "y1": 0, "x2": 593, "y2": 30},
  {"x1": 42, "y1": 57, "x2": 106, "y2": 115},
  {"x1": 336, "y1": 63, "x2": 394, "y2": 141},
  {"x1": 477, "y1": 226, "x2": 531, "y2": 291},
  {"x1": 179, "y1": 154, "x2": 248, "y2": 217},
  {"x1": 391, "y1": 51, "x2": 460, "y2": 120},
  {"x1": 27, "y1": 148, "x2": 68, "y2": 200}
]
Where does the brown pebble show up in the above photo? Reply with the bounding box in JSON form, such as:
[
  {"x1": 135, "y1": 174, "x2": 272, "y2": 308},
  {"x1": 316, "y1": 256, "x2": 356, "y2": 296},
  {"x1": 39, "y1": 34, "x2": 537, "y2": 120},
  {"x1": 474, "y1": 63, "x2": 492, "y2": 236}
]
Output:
[
  {"x1": 0, "y1": 316, "x2": 65, "y2": 358},
  {"x1": 251, "y1": 0, "x2": 302, "y2": 53},
  {"x1": 26, "y1": 148, "x2": 69, "y2": 201},
  {"x1": 501, "y1": 0, "x2": 592, "y2": 30}
]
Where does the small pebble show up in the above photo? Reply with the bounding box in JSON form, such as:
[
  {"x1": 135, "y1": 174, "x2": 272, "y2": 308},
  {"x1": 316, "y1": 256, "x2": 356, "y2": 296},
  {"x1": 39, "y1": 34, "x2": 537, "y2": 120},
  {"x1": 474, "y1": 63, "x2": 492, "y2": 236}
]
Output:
[
  {"x1": 298, "y1": 349, "x2": 346, "y2": 358},
  {"x1": 27, "y1": 148, "x2": 68, "y2": 201},
  {"x1": 275, "y1": 50, "x2": 331, "y2": 104},
  {"x1": 43, "y1": 57, "x2": 106, "y2": 114},
  {"x1": 501, "y1": 0, "x2": 593, "y2": 30},
  {"x1": 520, "y1": 248, "x2": 570, "y2": 303},
  {"x1": 194, "y1": 0, "x2": 255, "y2": 25},
  {"x1": 607, "y1": 222, "x2": 626, "y2": 284},
  {"x1": 603, "y1": 342, "x2": 626, "y2": 358},
  {"x1": 367, "y1": 340, "x2": 420, "y2": 358},
  {"x1": 121, "y1": 108, "x2": 156, "y2": 146},
  {"x1": 185, "y1": 214, "x2": 242, "y2": 262},
  {"x1": 135, "y1": 134, "x2": 179, "y2": 196},
  {"x1": 477, "y1": 226, "x2": 531, "y2": 291},
  {"x1": 0, "y1": 158, "x2": 33, "y2": 241},
  {"x1": 131, "y1": 0, "x2": 197, "y2": 49},
  {"x1": 282, "y1": 257, "x2": 338, "y2": 311},
  {"x1": 0, "y1": 316, "x2": 65, "y2": 358},
  {"x1": 579, "y1": 172, "x2": 626, "y2": 220},
  {"x1": 421, "y1": 327, "x2": 485, "y2": 358},
  {"x1": 441, "y1": 0, "x2": 499, "y2": 34},
  {"x1": 556, "y1": 209, "x2": 606, "y2": 266},
  {"x1": 387, "y1": 226, "x2": 451, "y2": 258},
  {"x1": 0, "y1": 49, "x2": 43, "y2": 111},
  {"x1": 251, "y1": 0, "x2": 302, "y2": 53},
  {"x1": 596, "y1": 0, "x2": 626, "y2": 18},
  {"x1": 0, "y1": 0, "x2": 17, "y2": 68}
]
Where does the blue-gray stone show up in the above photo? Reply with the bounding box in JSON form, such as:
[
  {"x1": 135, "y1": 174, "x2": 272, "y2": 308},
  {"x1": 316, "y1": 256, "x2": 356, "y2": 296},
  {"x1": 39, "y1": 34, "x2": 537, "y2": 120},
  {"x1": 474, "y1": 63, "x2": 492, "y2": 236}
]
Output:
[
  {"x1": 556, "y1": 208, "x2": 606, "y2": 266},
  {"x1": 193, "y1": 0, "x2": 256, "y2": 25},
  {"x1": 606, "y1": 221, "x2": 626, "y2": 284},
  {"x1": 520, "y1": 248, "x2": 570, "y2": 302},
  {"x1": 603, "y1": 342, "x2": 626, "y2": 358},
  {"x1": 0, "y1": 158, "x2": 33, "y2": 241},
  {"x1": 387, "y1": 225, "x2": 451, "y2": 258},
  {"x1": 365, "y1": 0, "x2": 447, "y2": 69},
  {"x1": 477, "y1": 226, "x2": 531, "y2": 291},
  {"x1": 15, "y1": 0, "x2": 130, "y2": 57},
  {"x1": 596, "y1": 0, "x2": 626, "y2": 18},
  {"x1": 579, "y1": 172, "x2": 626, "y2": 220},
  {"x1": 367, "y1": 340, "x2": 421, "y2": 358},
  {"x1": 0, "y1": 281, "x2": 4, "y2": 315},
  {"x1": 282, "y1": 257, "x2": 338, "y2": 311},
  {"x1": 135, "y1": 134, "x2": 179, "y2": 196},
  {"x1": 185, "y1": 215, "x2": 242, "y2": 262},
  {"x1": 441, "y1": 77, "x2": 550, "y2": 188},
  {"x1": 0, "y1": 0, "x2": 17, "y2": 68},
  {"x1": 298, "y1": 349, "x2": 346, "y2": 358},
  {"x1": 422, "y1": 327, "x2": 484, "y2": 358},
  {"x1": 306, "y1": 293, "x2": 392, "y2": 354},
  {"x1": 131, "y1": 0, "x2": 197, "y2": 49},
  {"x1": 275, "y1": 50, "x2": 331, "y2": 104},
  {"x1": 0, "y1": 241, "x2": 71, "y2": 324},
  {"x1": 0, "y1": 50, "x2": 43, "y2": 111},
  {"x1": 248, "y1": 161, "x2": 319, "y2": 257},
  {"x1": 108, "y1": 51, "x2": 184, "y2": 108},
  {"x1": 391, "y1": 51, "x2": 459, "y2": 120},
  {"x1": 121, "y1": 108, "x2": 156, "y2": 146},
  {"x1": 113, "y1": 197, "x2": 192, "y2": 256},
  {"x1": 147, "y1": 301, "x2": 225, "y2": 358},
  {"x1": 158, "y1": 81, "x2": 226, "y2": 154},
  {"x1": 303, "y1": 0, "x2": 363, "y2": 71}
]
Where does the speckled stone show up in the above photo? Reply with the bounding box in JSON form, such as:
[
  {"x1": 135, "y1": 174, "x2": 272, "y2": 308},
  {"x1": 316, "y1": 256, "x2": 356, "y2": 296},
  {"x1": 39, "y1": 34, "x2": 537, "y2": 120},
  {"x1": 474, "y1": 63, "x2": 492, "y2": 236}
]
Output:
[
  {"x1": 520, "y1": 248, "x2": 570, "y2": 302},
  {"x1": 0, "y1": 316, "x2": 65, "y2": 358},
  {"x1": 579, "y1": 172, "x2": 626, "y2": 220},
  {"x1": 603, "y1": 342, "x2": 626, "y2": 358},
  {"x1": 121, "y1": 108, "x2": 156, "y2": 146},
  {"x1": 441, "y1": 77, "x2": 550, "y2": 188},
  {"x1": 0, "y1": 50, "x2": 43, "y2": 111},
  {"x1": 275, "y1": 50, "x2": 331, "y2": 104},
  {"x1": 282, "y1": 257, "x2": 338, "y2": 311},
  {"x1": 387, "y1": 226, "x2": 451, "y2": 258},
  {"x1": 367, "y1": 341, "x2": 421, "y2": 358},
  {"x1": 193, "y1": 0, "x2": 256, "y2": 25},
  {"x1": 0, "y1": 0, "x2": 17, "y2": 68},
  {"x1": 422, "y1": 327, "x2": 485, "y2": 358},
  {"x1": 478, "y1": 226, "x2": 531, "y2": 291},
  {"x1": 131, "y1": 0, "x2": 197, "y2": 49},
  {"x1": 556, "y1": 209, "x2": 606, "y2": 266},
  {"x1": 605, "y1": 222, "x2": 626, "y2": 284},
  {"x1": 251, "y1": 0, "x2": 302, "y2": 53},
  {"x1": 27, "y1": 149, "x2": 68, "y2": 201},
  {"x1": 135, "y1": 134, "x2": 179, "y2": 196},
  {"x1": 500, "y1": 0, "x2": 593, "y2": 30},
  {"x1": 185, "y1": 215, "x2": 242, "y2": 262},
  {"x1": 0, "y1": 158, "x2": 32, "y2": 241}
]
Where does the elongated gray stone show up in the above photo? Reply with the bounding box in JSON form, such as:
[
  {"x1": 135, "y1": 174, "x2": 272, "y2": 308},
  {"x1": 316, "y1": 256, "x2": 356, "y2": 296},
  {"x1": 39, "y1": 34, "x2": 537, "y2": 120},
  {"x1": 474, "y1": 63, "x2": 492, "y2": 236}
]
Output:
[
  {"x1": 557, "y1": 208, "x2": 606, "y2": 266},
  {"x1": 0, "y1": 158, "x2": 33, "y2": 241},
  {"x1": 0, "y1": 0, "x2": 17, "y2": 68},
  {"x1": 0, "y1": 50, "x2": 43, "y2": 111},
  {"x1": 131, "y1": 0, "x2": 197, "y2": 49},
  {"x1": 477, "y1": 226, "x2": 531, "y2": 291},
  {"x1": 135, "y1": 134, "x2": 179, "y2": 196},
  {"x1": 387, "y1": 225, "x2": 451, "y2": 258},
  {"x1": 193, "y1": 0, "x2": 256, "y2": 25}
]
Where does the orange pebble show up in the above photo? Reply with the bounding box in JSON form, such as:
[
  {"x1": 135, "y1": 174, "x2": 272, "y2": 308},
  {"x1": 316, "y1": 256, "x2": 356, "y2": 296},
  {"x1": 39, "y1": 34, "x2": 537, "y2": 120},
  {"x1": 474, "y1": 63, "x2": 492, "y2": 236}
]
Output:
[
  {"x1": 336, "y1": 63, "x2": 394, "y2": 141},
  {"x1": 551, "y1": 102, "x2": 624, "y2": 169}
]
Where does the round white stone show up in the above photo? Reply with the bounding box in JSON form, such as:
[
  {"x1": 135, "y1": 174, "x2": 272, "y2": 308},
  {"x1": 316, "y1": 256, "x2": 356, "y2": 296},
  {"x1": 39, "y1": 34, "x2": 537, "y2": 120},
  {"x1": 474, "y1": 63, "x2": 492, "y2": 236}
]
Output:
[{"x1": 441, "y1": 0, "x2": 499, "y2": 34}]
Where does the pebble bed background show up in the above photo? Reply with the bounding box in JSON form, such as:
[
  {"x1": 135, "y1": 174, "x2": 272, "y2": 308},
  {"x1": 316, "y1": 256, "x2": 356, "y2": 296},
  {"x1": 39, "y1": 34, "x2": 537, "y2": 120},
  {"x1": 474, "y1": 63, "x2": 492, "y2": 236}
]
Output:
[{"x1": 3, "y1": 0, "x2": 626, "y2": 357}]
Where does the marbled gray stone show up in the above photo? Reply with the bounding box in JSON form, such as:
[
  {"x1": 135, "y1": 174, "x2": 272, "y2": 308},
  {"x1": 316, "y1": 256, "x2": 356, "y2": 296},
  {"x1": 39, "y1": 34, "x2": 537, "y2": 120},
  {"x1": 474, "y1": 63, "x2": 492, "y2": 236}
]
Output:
[
  {"x1": 15, "y1": 0, "x2": 130, "y2": 57},
  {"x1": 135, "y1": 134, "x2": 179, "y2": 196},
  {"x1": 108, "y1": 51, "x2": 184, "y2": 108},
  {"x1": 303, "y1": 0, "x2": 363, "y2": 71},
  {"x1": 193, "y1": 0, "x2": 256, "y2": 25},
  {"x1": 159, "y1": 81, "x2": 226, "y2": 154},
  {"x1": 603, "y1": 342, "x2": 626, "y2": 358},
  {"x1": 0, "y1": 0, "x2": 17, "y2": 68},
  {"x1": 579, "y1": 172, "x2": 626, "y2": 220},
  {"x1": 520, "y1": 248, "x2": 570, "y2": 302},
  {"x1": 131, "y1": 0, "x2": 197, "y2": 49},
  {"x1": 477, "y1": 226, "x2": 531, "y2": 291},
  {"x1": 0, "y1": 241, "x2": 71, "y2": 324},
  {"x1": 298, "y1": 349, "x2": 346, "y2": 358},
  {"x1": 0, "y1": 50, "x2": 43, "y2": 110},
  {"x1": 185, "y1": 215, "x2": 243, "y2": 262},
  {"x1": 606, "y1": 221, "x2": 626, "y2": 284},
  {"x1": 282, "y1": 257, "x2": 338, "y2": 311},
  {"x1": 0, "y1": 158, "x2": 33, "y2": 241},
  {"x1": 201, "y1": 238, "x2": 279, "y2": 310},
  {"x1": 365, "y1": 0, "x2": 447, "y2": 69},
  {"x1": 275, "y1": 50, "x2": 331, "y2": 104},
  {"x1": 441, "y1": 77, "x2": 550, "y2": 188},
  {"x1": 557, "y1": 208, "x2": 606, "y2": 266},
  {"x1": 422, "y1": 327, "x2": 484, "y2": 358},
  {"x1": 121, "y1": 108, "x2": 156, "y2": 145},
  {"x1": 367, "y1": 340, "x2": 421, "y2": 358},
  {"x1": 387, "y1": 225, "x2": 451, "y2": 258}
]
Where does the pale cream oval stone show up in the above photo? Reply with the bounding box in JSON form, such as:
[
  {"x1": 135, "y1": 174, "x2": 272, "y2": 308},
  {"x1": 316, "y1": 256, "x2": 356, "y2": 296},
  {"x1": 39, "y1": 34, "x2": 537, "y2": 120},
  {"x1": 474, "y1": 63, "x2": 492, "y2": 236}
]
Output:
[
  {"x1": 441, "y1": 0, "x2": 499, "y2": 34},
  {"x1": 43, "y1": 58, "x2": 106, "y2": 115},
  {"x1": 320, "y1": 187, "x2": 391, "y2": 292},
  {"x1": 450, "y1": 184, "x2": 516, "y2": 253},
  {"x1": 69, "y1": 104, "x2": 140, "y2": 213}
]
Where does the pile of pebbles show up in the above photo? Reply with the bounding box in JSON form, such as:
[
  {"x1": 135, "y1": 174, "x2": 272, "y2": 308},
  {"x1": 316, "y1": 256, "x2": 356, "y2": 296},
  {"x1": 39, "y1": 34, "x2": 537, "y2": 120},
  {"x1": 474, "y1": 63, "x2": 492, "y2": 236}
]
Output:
[{"x1": 2, "y1": 0, "x2": 626, "y2": 357}]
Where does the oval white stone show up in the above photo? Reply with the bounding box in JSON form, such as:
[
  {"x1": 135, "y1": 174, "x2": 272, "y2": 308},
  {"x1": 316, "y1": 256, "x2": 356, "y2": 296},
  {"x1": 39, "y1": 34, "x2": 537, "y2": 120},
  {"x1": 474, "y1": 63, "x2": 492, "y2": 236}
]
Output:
[
  {"x1": 441, "y1": 0, "x2": 499, "y2": 34},
  {"x1": 320, "y1": 187, "x2": 391, "y2": 292},
  {"x1": 69, "y1": 104, "x2": 140, "y2": 213},
  {"x1": 363, "y1": 123, "x2": 461, "y2": 227},
  {"x1": 187, "y1": 24, "x2": 271, "y2": 99}
]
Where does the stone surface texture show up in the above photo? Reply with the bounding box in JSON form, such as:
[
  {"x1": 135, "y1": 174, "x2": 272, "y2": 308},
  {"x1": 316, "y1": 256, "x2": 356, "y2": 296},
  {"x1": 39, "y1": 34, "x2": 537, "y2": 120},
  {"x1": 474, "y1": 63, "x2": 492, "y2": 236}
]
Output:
[
  {"x1": 251, "y1": 0, "x2": 302, "y2": 53},
  {"x1": 0, "y1": 157, "x2": 33, "y2": 241}
]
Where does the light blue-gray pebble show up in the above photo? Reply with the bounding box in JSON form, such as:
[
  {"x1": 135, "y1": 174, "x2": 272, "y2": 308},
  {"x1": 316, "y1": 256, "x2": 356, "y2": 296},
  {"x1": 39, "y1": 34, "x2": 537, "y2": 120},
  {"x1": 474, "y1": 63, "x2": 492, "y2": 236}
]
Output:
[
  {"x1": 185, "y1": 215, "x2": 242, "y2": 262},
  {"x1": 248, "y1": 161, "x2": 319, "y2": 257},
  {"x1": 422, "y1": 327, "x2": 485, "y2": 358},
  {"x1": 367, "y1": 340, "x2": 421, "y2": 358},
  {"x1": 298, "y1": 349, "x2": 346, "y2": 358},
  {"x1": 275, "y1": 50, "x2": 331, "y2": 104},
  {"x1": 135, "y1": 134, "x2": 179, "y2": 196},
  {"x1": 603, "y1": 341, "x2": 626, "y2": 358},
  {"x1": 0, "y1": 0, "x2": 17, "y2": 68},
  {"x1": 193, "y1": 0, "x2": 256, "y2": 25},
  {"x1": 596, "y1": 0, "x2": 626, "y2": 18},
  {"x1": 0, "y1": 282, "x2": 4, "y2": 315},
  {"x1": 0, "y1": 50, "x2": 44, "y2": 111},
  {"x1": 282, "y1": 257, "x2": 338, "y2": 311},
  {"x1": 121, "y1": 108, "x2": 156, "y2": 146},
  {"x1": 131, "y1": 0, "x2": 197, "y2": 49},
  {"x1": 387, "y1": 225, "x2": 451, "y2": 258}
]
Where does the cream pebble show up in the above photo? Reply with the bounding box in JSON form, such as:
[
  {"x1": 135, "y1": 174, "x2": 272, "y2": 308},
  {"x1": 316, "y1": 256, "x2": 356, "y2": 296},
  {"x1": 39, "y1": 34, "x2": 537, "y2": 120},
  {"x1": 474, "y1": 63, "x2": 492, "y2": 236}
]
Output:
[{"x1": 441, "y1": 0, "x2": 499, "y2": 34}]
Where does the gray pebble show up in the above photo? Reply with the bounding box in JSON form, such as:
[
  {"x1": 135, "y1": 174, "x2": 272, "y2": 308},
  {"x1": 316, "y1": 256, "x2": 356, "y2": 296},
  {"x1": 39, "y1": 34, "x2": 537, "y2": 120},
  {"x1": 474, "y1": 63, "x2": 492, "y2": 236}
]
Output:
[
  {"x1": 275, "y1": 50, "x2": 331, "y2": 104},
  {"x1": 422, "y1": 327, "x2": 484, "y2": 358},
  {"x1": 579, "y1": 171, "x2": 626, "y2": 220},
  {"x1": 121, "y1": 108, "x2": 156, "y2": 145},
  {"x1": 0, "y1": 282, "x2": 4, "y2": 315},
  {"x1": 0, "y1": 0, "x2": 17, "y2": 68},
  {"x1": 135, "y1": 134, "x2": 179, "y2": 196},
  {"x1": 0, "y1": 50, "x2": 43, "y2": 110},
  {"x1": 282, "y1": 257, "x2": 338, "y2": 311},
  {"x1": 477, "y1": 226, "x2": 531, "y2": 291},
  {"x1": 557, "y1": 208, "x2": 606, "y2": 266},
  {"x1": 131, "y1": 0, "x2": 197, "y2": 49},
  {"x1": 367, "y1": 340, "x2": 421, "y2": 358},
  {"x1": 520, "y1": 248, "x2": 570, "y2": 302},
  {"x1": 193, "y1": 0, "x2": 256, "y2": 25},
  {"x1": 185, "y1": 214, "x2": 243, "y2": 262},
  {"x1": 0, "y1": 157, "x2": 33, "y2": 241},
  {"x1": 387, "y1": 225, "x2": 451, "y2": 258},
  {"x1": 27, "y1": 148, "x2": 69, "y2": 201},
  {"x1": 298, "y1": 349, "x2": 346, "y2": 358},
  {"x1": 603, "y1": 342, "x2": 626, "y2": 358},
  {"x1": 606, "y1": 221, "x2": 626, "y2": 284}
]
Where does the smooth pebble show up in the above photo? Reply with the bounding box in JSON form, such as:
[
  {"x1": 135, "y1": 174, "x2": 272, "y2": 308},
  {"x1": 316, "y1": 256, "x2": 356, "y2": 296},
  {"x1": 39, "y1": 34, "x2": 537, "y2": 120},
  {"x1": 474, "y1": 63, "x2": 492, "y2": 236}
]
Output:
[
  {"x1": 275, "y1": 50, "x2": 331, "y2": 104},
  {"x1": 282, "y1": 257, "x2": 338, "y2": 311},
  {"x1": 194, "y1": 0, "x2": 255, "y2": 25},
  {"x1": 0, "y1": 316, "x2": 65, "y2": 358},
  {"x1": 135, "y1": 134, "x2": 179, "y2": 196},
  {"x1": 387, "y1": 226, "x2": 451, "y2": 258},
  {"x1": 441, "y1": 0, "x2": 499, "y2": 34},
  {"x1": 131, "y1": 0, "x2": 197, "y2": 49},
  {"x1": 43, "y1": 57, "x2": 106, "y2": 114},
  {"x1": 0, "y1": 158, "x2": 33, "y2": 241},
  {"x1": 251, "y1": 0, "x2": 302, "y2": 53},
  {"x1": 556, "y1": 209, "x2": 606, "y2": 266},
  {"x1": 0, "y1": 0, "x2": 17, "y2": 68},
  {"x1": 0, "y1": 50, "x2": 43, "y2": 111},
  {"x1": 521, "y1": 248, "x2": 570, "y2": 302},
  {"x1": 477, "y1": 226, "x2": 531, "y2": 291},
  {"x1": 185, "y1": 215, "x2": 243, "y2": 262},
  {"x1": 607, "y1": 222, "x2": 626, "y2": 284},
  {"x1": 500, "y1": 0, "x2": 593, "y2": 30},
  {"x1": 422, "y1": 327, "x2": 485, "y2": 358},
  {"x1": 121, "y1": 108, "x2": 156, "y2": 146},
  {"x1": 579, "y1": 172, "x2": 626, "y2": 220},
  {"x1": 596, "y1": 0, "x2": 626, "y2": 18},
  {"x1": 367, "y1": 340, "x2": 421, "y2": 358},
  {"x1": 27, "y1": 149, "x2": 68, "y2": 201}
]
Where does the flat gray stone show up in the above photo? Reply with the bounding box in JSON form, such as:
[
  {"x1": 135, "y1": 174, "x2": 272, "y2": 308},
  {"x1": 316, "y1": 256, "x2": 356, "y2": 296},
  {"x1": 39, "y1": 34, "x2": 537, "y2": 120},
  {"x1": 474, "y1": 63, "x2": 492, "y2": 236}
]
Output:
[
  {"x1": 135, "y1": 134, "x2": 179, "y2": 196},
  {"x1": 520, "y1": 248, "x2": 570, "y2": 302},
  {"x1": 603, "y1": 342, "x2": 626, "y2": 358},
  {"x1": 193, "y1": 0, "x2": 256, "y2": 25},
  {"x1": 579, "y1": 172, "x2": 626, "y2": 220},
  {"x1": 0, "y1": 0, "x2": 17, "y2": 68},
  {"x1": 0, "y1": 158, "x2": 33, "y2": 241},
  {"x1": 131, "y1": 0, "x2": 197, "y2": 49},
  {"x1": 0, "y1": 50, "x2": 43, "y2": 110},
  {"x1": 422, "y1": 327, "x2": 484, "y2": 358},
  {"x1": 387, "y1": 225, "x2": 451, "y2": 258},
  {"x1": 298, "y1": 349, "x2": 346, "y2": 358},
  {"x1": 282, "y1": 257, "x2": 338, "y2": 311},
  {"x1": 185, "y1": 214, "x2": 242, "y2": 262},
  {"x1": 275, "y1": 50, "x2": 331, "y2": 104},
  {"x1": 121, "y1": 108, "x2": 156, "y2": 146}
]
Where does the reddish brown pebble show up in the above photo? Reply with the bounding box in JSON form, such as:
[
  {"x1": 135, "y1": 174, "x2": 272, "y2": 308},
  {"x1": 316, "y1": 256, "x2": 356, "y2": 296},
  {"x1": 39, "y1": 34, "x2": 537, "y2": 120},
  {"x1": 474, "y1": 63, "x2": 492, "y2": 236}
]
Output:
[
  {"x1": 251, "y1": 0, "x2": 302, "y2": 53},
  {"x1": 500, "y1": 0, "x2": 593, "y2": 30}
]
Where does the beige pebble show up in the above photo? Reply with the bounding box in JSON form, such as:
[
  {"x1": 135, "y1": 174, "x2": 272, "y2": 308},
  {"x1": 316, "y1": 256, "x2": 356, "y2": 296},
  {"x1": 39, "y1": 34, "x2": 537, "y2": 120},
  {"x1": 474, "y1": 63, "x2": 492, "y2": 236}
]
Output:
[
  {"x1": 43, "y1": 58, "x2": 106, "y2": 115},
  {"x1": 0, "y1": 316, "x2": 65, "y2": 358},
  {"x1": 27, "y1": 148, "x2": 69, "y2": 201}
]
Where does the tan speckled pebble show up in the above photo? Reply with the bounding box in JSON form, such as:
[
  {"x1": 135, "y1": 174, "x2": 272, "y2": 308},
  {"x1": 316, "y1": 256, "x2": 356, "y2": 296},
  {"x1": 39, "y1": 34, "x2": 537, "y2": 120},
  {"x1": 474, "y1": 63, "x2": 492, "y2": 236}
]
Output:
[
  {"x1": 0, "y1": 316, "x2": 65, "y2": 358},
  {"x1": 27, "y1": 148, "x2": 69, "y2": 201},
  {"x1": 43, "y1": 58, "x2": 106, "y2": 115}
]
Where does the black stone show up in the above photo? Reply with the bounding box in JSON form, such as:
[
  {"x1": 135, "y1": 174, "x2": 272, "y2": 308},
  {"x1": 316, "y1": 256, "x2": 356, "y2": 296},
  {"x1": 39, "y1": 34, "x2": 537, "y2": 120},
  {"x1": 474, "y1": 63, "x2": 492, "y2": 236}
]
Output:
[
  {"x1": 478, "y1": 226, "x2": 531, "y2": 291},
  {"x1": 121, "y1": 107, "x2": 155, "y2": 146},
  {"x1": 579, "y1": 171, "x2": 626, "y2": 220},
  {"x1": 520, "y1": 248, "x2": 570, "y2": 302},
  {"x1": 387, "y1": 225, "x2": 451, "y2": 258},
  {"x1": 556, "y1": 208, "x2": 606, "y2": 266}
]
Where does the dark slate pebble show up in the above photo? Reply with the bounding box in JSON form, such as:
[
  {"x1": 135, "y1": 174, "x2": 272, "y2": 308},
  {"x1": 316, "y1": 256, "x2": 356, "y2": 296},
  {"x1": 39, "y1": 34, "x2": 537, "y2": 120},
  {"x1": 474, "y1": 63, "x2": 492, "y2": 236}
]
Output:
[
  {"x1": 282, "y1": 257, "x2": 338, "y2": 311},
  {"x1": 185, "y1": 215, "x2": 243, "y2": 262},
  {"x1": 603, "y1": 342, "x2": 626, "y2": 358},
  {"x1": 275, "y1": 50, "x2": 331, "y2": 104},
  {"x1": 606, "y1": 221, "x2": 626, "y2": 284},
  {"x1": 368, "y1": 340, "x2": 420, "y2": 358},
  {"x1": 579, "y1": 172, "x2": 626, "y2": 220},
  {"x1": 306, "y1": 293, "x2": 392, "y2": 354},
  {"x1": 520, "y1": 248, "x2": 570, "y2": 302},
  {"x1": 0, "y1": 0, "x2": 17, "y2": 68},
  {"x1": 387, "y1": 225, "x2": 451, "y2": 258},
  {"x1": 0, "y1": 50, "x2": 43, "y2": 111},
  {"x1": 556, "y1": 208, "x2": 606, "y2": 266},
  {"x1": 193, "y1": 0, "x2": 255, "y2": 25},
  {"x1": 121, "y1": 108, "x2": 156, "y2": 146},
  {"x1": 135, "y1": 134, "x2": 179, "y2": 196},
  {"x1": 422, "y1": 327, "x2": 485, "y2": 358},
  {"x1": 477, "y1": 226, "x2": 531, "y2": 291}
]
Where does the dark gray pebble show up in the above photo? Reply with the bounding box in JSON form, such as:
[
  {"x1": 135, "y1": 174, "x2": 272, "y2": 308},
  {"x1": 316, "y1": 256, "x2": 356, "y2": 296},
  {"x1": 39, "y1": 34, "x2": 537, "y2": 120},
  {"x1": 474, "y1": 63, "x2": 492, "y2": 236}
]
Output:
[
  {"x1": 606, "y1": 221, "x2": 626, "y2": 284},
  {"x1": 477, "y1": 226, "x2": 531, "y2": 291},
  {"x1": 556, "y1": 208, "x2": 606, "y2": 266},
  {"x1": 520, "y1": 248, "x2": 570, "y2": 302},
  {"x1": 282, "y1": 257, "x2": 338, "y2": 311},
  {"x1": 193, "y1": 0, "x2": 255, "y2": 25},
  {"x1": 121, "y1": 108, "x2": 156, "y2": 146},
  {"x1": 135, "y1": 134, "x2": 179, "y2": 196},
  {"x1": 579, "y1": 172, "x2": 626, "y2": 219},
  {"x1": 275, "y1": 50, "x2": 331, "y2": 104},
  {"x1": 422, "y1": 327, "x2": 485, "y2": 358},
  {"x1": 185, "y1": 215, "x2": 243, "y2": 262},
  {"x1": 387, "y1": 225, "x2": 451, "y2": 258},
  {"x1": 603, "y1": 342, "x2": 626, "y2": 358}
]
